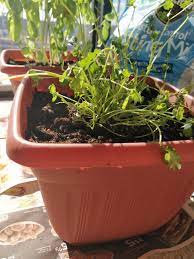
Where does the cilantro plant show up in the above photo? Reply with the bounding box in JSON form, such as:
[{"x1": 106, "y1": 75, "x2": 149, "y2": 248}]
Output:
[{"x1": 47, "y1": 0, "x2": 194, "y2": 170}]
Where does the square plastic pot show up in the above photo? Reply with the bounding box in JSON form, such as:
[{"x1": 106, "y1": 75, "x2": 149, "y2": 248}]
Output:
[{"x1": 6, "y1": 77, "x2": 194, "y2": 245}]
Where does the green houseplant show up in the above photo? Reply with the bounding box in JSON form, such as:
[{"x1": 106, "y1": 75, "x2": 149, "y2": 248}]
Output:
[
  {"x1": 0, "y1": 0, "x2": 97, "y2": 91},
  {"x1": 5, "y1": 0, "x2": 194, "y2": 244}
]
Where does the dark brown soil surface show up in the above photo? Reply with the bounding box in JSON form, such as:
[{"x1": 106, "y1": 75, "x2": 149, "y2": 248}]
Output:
[
  {"x1": 25, "y1": 91, "x2": 192, "y2": 144},
  {"x1": 7, "y1": 58, "x2": 35, "y2": 66},
  {"x1": 8, "y1": 59, "x2": 74, "y2": 67}
]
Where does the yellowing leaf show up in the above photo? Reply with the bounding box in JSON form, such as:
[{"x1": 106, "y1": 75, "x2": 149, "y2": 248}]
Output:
[
  {"x1": 163, "y1": 146, "x2": 181, "y2": 170},
  {"x1": 122, "y1": 95, "x2": 130, "y2": 110}
]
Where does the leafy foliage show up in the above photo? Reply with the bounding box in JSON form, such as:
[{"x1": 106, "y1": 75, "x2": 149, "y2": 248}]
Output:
[{"x1": 46, "y1": 47, "x2": 194, "y2": 166}]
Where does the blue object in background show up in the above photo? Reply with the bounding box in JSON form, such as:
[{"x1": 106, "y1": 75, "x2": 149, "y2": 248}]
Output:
[{"x1": 113, "y1": 1, "x2": 194, "y2": 89}]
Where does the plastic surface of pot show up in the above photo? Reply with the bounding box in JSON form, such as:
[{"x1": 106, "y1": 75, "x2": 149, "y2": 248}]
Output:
[
  {"x1": 6, "y1": 77, "x2": 194, "y2": 245},
  {"x1": 0, "y1": 49, "x2": 76, "y2": 93}
]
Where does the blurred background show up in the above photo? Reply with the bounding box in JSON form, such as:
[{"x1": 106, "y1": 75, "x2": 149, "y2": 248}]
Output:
[{"x1": 0, "y1": 0, "x2": 159, "y2": 96}]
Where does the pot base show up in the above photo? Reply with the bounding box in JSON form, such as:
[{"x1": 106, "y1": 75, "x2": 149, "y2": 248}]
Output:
[{"x1": 34, "y1": 165, "x2": 194, "y2": 245}]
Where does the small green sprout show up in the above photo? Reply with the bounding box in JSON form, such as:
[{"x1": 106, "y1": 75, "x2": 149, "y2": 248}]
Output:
[{"x1": 163, "y1": 146, "x2": 182, "y2": 170}]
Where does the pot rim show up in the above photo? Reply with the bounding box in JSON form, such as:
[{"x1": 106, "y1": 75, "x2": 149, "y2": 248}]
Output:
[{"x1": 0, "y1": 49, "x2": 77, "y2": 75}]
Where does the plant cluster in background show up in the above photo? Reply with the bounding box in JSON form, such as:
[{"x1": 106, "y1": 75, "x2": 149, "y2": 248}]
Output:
[
  {"x1": 0, "y1": 0, "x2": 193, "y2": 65},
  {"x1": 0, "y1": 0, "x2": 99, "y2": 65}
]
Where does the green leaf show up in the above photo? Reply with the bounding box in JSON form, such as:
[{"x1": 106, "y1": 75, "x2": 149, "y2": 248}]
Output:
[
  {"x1": 7, "y1": 12, "x2": 22, "y2": 41},
  {"x1": 161, "y1": 64, "x2": 169, "y2": 73},
  {"x1": 122, "y1": 95, "x2": 130, "y2": 110},
  {"x1": 163, "y1": 0, "x2": 174, "y2": 10},
  {"x1": 122, "y1": 69, "x2": 131, "y2": 78},
  {"x1": 49, "y1": 84, "x2": 58, "y2": 103},
  {"x1": 27, "y1": 40, "x2": 35, "y2": 50},
  {"x1": 163, "y1": 146, "x2": 182, "y2": 170},
  {"x1": 173, "y1": 106, "x2": 184, "y2": 121},
  {"x1": 36, "y1": 51, "x2": 45, "y2": 64},
  {"x1": 104, "y1": 12, "x2": 116, "y2": 21},
  {"x1": 127, "y1": 0, "x2": 136, "y2": 7},
  {"x1": 151, "y1": 31, "x2": 159, "y2": 41},
  {"x1": 21, "y1": 47, "x2": 30, "y2": 57},
  {"x1": 180, "y1": 0, "x2": 192, "y2": 9},
  {"x1": 89, "y1": 62, "x2": 98, "y2": 75},
  {"x1": 49, "y1": 84, "x2": 57, "y2": 95},
  {"x1": 27, "y1": 20, "x2": 39, "y2": 38},
  {"x1": 79, "y1": 49, "x2": 100, "y2": 69},
  {"x1": 156, "y1": 103, "x2": 167, "y2": 111},
  {"x1": 52, "y1": 95, "x2": 57, "y2": 102},
  {"x1": 102, "y1": 20, "x2": 110, "y2": 42},
  {"x1": 130, "y1": 89, "x2": 143, "y2": 104},
  {"x1": 60, "y1": 70, "x2": 70, "y2": 83},
  {"x1": 183, "y1": 121, "x2": 193, "y2": 137}
]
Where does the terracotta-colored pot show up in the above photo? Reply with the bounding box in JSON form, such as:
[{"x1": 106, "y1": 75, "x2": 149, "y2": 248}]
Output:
[
  {"x1": 0, "y1": 49, "x2": 76, "y2": 93},
  {"x1": 6, "y1": 76, "x2": 194, "y2": 245}
]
